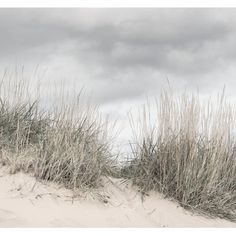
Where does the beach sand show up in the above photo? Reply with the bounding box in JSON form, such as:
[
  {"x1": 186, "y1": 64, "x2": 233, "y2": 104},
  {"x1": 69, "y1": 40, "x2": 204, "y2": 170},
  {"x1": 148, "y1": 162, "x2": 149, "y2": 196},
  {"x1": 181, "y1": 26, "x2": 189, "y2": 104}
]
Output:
[{"x1": 0, "y1": 166, "x2": 235, "y2": 227}]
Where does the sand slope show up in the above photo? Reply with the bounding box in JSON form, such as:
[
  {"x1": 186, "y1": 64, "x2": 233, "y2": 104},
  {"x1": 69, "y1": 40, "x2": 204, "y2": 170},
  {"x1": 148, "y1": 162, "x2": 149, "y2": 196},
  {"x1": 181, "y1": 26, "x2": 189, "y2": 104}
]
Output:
[{"x1": 0, "y1": 167, "x2": 235, "y2": 227}]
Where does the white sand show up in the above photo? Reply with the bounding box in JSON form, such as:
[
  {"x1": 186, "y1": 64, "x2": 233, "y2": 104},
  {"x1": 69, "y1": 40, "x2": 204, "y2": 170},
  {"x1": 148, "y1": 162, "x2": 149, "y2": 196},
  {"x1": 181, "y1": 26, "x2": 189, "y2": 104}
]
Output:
[{"x1": 0, "y1": 167, "x2": 235, "y2": 227}]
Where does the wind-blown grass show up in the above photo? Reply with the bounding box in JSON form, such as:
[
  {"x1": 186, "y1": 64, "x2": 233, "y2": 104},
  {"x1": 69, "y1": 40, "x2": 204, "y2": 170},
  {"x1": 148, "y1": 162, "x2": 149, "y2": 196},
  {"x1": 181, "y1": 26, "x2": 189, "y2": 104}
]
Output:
[
  {"x1": 0, "y1": 74, "x2": 117, "y2": 190},
  {"x1": 124, "y1": 89, "x2": 236, "y2": 221}
]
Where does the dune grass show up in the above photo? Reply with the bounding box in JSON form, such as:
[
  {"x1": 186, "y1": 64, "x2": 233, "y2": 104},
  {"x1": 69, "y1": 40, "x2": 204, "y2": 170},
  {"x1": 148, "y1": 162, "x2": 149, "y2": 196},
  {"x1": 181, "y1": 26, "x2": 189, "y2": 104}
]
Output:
[
  {"x1": 124, "y1": 89, "x2": 236, "y2": 221},
  {"x1": 0, "y1": 75, "x2": 117, "y2": 190},
  {"x1": 0, "y1": 71, "x2": 235, "y2": 221}
]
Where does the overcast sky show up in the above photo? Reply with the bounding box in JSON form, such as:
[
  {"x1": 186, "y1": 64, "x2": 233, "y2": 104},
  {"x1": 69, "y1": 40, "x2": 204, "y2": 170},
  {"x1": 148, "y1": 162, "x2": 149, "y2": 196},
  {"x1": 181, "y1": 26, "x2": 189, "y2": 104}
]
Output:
[{"x1": 1, "y1": 8, "x2": 236, "y2": 148}]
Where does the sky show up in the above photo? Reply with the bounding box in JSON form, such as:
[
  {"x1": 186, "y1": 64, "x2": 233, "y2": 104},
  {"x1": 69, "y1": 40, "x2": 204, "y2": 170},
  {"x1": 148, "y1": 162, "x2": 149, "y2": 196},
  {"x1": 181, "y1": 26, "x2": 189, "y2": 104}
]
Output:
[{"x1": 1, "y1": 8, "x2": 236, "y2": 150}]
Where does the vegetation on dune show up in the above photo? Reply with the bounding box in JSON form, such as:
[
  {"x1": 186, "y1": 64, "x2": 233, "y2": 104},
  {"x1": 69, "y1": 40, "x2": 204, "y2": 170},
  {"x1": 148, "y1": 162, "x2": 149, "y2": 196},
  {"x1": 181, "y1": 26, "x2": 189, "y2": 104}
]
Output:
[
  {"x1": 123, "y1": 89, "x2": 236, "y2": 221},
  {"x1": 0, "y1": 75, "x2": 117, "y2": 190},
  {"x1": 0, "y1": 72, "x2": 235, "y2": 222}
]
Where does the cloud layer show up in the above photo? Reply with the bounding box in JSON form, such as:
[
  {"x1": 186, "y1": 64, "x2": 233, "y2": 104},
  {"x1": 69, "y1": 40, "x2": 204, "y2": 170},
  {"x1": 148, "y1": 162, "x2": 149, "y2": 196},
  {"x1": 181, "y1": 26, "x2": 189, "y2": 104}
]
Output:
[{"x1": 1, "y1": 8, "x2": 236, "y2": 104}]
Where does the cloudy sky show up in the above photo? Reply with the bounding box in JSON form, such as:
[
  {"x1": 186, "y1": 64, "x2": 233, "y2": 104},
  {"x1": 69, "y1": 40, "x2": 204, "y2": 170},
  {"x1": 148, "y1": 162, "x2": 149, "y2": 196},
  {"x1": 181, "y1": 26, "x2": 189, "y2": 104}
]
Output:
[{"x1": 1, "y1": 8, "x2": 236, "y2": 148}]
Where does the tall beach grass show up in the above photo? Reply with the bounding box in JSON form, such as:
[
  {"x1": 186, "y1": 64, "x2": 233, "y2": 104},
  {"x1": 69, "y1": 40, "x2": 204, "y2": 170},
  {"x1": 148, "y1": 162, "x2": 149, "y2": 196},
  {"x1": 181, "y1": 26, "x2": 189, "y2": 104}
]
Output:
[
  {"x1": 0, "y1": 69, "x2": 235, "y2": 221},
  {"x1": 124, "y1": 89, "x2": 236, "y2": 221},
  {"x1": 0, "y1": 71, "x2": 117, "y2": 190}
]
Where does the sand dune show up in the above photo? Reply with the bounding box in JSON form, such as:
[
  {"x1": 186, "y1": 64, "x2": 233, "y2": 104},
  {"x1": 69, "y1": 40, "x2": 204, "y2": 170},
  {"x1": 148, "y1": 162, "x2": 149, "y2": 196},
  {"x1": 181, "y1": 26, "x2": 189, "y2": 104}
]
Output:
[{"x1": 0, "y1": 166, "x2": 235, "y2": 227}]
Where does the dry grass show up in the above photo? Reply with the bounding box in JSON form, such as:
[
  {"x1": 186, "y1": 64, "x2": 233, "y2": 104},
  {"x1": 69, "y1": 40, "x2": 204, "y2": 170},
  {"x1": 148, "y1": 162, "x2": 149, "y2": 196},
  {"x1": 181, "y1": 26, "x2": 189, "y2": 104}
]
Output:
[
  {"x1": 124, "y1": 89, "x2": 236, "y2": 221},
  {"x1": 0, "y1": 70, "x2": 236, "y2": 221},
  {"x1": 0, "y1": 73, "x2": 117, "y2": 190}
]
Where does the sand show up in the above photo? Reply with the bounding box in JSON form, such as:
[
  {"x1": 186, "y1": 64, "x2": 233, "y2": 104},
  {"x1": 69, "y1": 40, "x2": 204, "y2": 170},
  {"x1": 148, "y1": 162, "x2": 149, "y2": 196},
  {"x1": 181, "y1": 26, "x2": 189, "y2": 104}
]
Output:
[{"x1": 0, "y1": 166, "x2": 235, "y2": 227}]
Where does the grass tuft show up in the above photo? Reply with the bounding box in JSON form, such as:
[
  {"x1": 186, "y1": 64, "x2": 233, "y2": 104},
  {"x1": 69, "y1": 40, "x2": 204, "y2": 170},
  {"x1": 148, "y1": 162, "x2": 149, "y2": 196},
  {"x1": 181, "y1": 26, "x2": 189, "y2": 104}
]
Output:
[
  {"x1": 0, "y1": 75, "x2": 117, "y2": 190},
  {"x1": 124, "y1": 89, "x2": 236, "y2": 221}
]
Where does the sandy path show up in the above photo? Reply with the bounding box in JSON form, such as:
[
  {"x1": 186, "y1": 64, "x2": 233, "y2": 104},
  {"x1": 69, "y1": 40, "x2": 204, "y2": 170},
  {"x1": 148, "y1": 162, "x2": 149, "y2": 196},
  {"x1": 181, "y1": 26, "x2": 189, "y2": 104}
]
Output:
[{"x1": 0, "y1": 167, "x2": 235, "y2": 227}]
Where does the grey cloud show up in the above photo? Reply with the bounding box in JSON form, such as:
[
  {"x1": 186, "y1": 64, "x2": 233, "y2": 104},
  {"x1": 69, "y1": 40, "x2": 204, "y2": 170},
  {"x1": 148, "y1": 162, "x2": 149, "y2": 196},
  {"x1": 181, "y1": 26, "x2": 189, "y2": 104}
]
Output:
[
  {"x1": 0, "y1": 9, "x2": 236, "y2": 104},
  {"x1": 65, "y1": 9, "x2": 234, "y2": 77}
]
